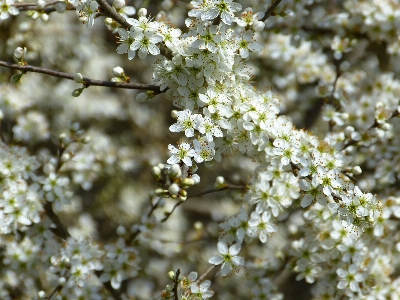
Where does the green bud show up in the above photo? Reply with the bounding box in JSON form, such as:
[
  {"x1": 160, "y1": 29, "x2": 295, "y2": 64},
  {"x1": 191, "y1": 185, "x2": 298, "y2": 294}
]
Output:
[
  {"x1": 181, "y1": 178, "x2": 195, "y2": 187},
  {"x1": 178, "y1": 189, "x2": 187, "y2": 201},
  {"x1": 151, "y1": 166, "x2": 162, "y2": 180},
  {"x1": 155, "y1": 188, "x2": 167, "y2": 197}
]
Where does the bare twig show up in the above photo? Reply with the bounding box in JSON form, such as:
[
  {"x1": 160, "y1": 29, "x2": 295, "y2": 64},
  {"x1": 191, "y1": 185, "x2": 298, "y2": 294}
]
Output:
[
  {"x1": 161, "y1": 184, "x2": 246, "y2": 223},
  {"x1": 0, "y1": 61, "x2": 162, "y2": 92},
  {"x1": 195, "y1": 265, "x2": 218, "y2": 285},
  {"x1": 127, "y1": 198, "x2": 162, "y2": 244},
  {"x1": 47, "y1": 284, "x2": 64, "y2": 299},
  {"x1": 261, "y1": 0, "x2": 283, "y2": 22}
]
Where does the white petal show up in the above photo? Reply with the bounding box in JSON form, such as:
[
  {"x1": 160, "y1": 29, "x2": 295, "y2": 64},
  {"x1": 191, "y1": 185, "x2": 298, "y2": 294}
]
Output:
[
  {"x1": 208, "y1": 255, "x2": 224, "y2": 265},
  {"x1": 232, "y1": 256, "x2": 244, "y2": 266},
  {"x1": 301, "y1": 194, "x2": 313, "y2": 208},
  {"x1": 217, "y1": 241, "x2": 228, "y2": 254},
  {"x1": 229, "y1": 243, "x2": 241, "y2": 256}
]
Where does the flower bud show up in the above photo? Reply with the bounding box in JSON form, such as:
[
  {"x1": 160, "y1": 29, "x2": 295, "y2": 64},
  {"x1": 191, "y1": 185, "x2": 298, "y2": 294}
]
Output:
[
  {"x1": 38, "y1": 291, "x2": 46, "y2": 298},
  {"x1": 179, "y1": 189, "x2": 187, "y2": 200},
  {"x1": 113, "y1": 0, "x2": 125, "y2": 9},
  {"x1": 353, "y1": 166, "x2": 362, "y2": 175},
  {"x1": 14, "y1": 47, "x2": 25, "y2": 59},
  {"x1": 81, "y1": 136, "x2": 91, "y2": 143},
  {"x1": 169, "y1": 164, "x2": 182, "y2": 179},
  {"x1": 73, "y1": 73, "x2": 84, "y2": 83},
  {"x1": 181, "y1": 178, "x2": 195, "y2": 187},
  {"x1": 194, "y1": 221, "x2": 203, "y2": 230},
  {"x1": 252, "y1": 20, "x2": 265, "y2": 32},
  {"x1": 381, "y1": 123, "x2": 391, "y2": 131},
  {"x1": 215, "y1": 176, "x2": 225, "y2": 188},
  {"x1": 112, "y1": 66, "x2": 125, "y2": 77},
  {"x1": 151, "y1": 166, "x2": 162, "y2": 180},
  {"x1": 138, "y1": 8, "x2": 147, "y2": 16},
  {"x1": 136, "y1": 92, "x2": 148, "y2": 102},
  {"x1": 351, "y1": 131, "x2": 361, "y2": 141},
  {"x1": 168, "y1": 183, "x2": 180, "y2": 197},
  {"x1": 344, "y1": 126, "x2": 354, "y2": 136},
  {"x1": 41, "y1": 13, "x2": 49, "y2": 22},
  {"x1": 37, "y1": 0, "x2": 46, "y2": 9},
  {"x1": 161, "y1": 0, "x2": 173, "y2": 10},
  {"x1": 191, "y1": 174, "x2": 200, "y2": 184},
  {"x1": 55, "y1": 2, "x2": 66, "y2": 12},
  {"x1": 154, "y1": 188, "x2": 166, "y2": 197},
  {"x1": 61, "y1": 153, "x2": 71, "y2": 162},
  {"x1": 116, "y1": 225, "x2": 126, "y2": 236},
  {"x1": 58, "y1": 277, "x2": 66, "y2": 286},
  {"x1": 171, "y1": 110, "x2": 178, "y2": 119},
  {"x1": 284, "y1": 9, "x2": 295, "y2": 18},
  {"x1": 104, "y1": 17, "x2": 113, "y2": 25},
  {"x1": 58, "y1": 133, "x2": 70, "y2": 145},
  {"x1": 168, "y1": 271, "x2": 175, "y2": 280}
]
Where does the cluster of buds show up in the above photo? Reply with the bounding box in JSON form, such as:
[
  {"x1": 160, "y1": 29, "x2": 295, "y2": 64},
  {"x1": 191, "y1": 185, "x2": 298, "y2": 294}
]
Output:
[
  {"x1": 151, "y1": 163, "x2": 198, "y2": 201},
  {"x1": 10, "y1": 47, "x2": 27, "y2": 83},
  {"x1": 111, "y1": 66, "x2": 130, "y2": 83},
  {"x1": 71, "y1": 73, "x2": 86, "y2": 97}
]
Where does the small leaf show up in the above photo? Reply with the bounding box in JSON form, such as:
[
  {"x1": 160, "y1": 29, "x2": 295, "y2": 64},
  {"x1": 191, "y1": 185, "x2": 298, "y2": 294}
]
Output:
[
  {"x1": 71, "y1": 87, "x2": 85, "y2": 97},
  {"x1": 10, "y1": 73, "x2": 23, "y2": 83}
]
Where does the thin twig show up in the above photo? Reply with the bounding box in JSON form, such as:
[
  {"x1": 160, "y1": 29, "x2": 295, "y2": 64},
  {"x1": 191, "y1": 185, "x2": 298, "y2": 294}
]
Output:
[
  {"x1": 127, "y1": 198, "x2": 161, "y2": 244},
  {"x1": 96, "y1": 0, "x2": 132, "y2": 29},
  {"x1": 261, "y1": 0, "x2": 283, "y2": 22},
  {"x1": 0, "y1": 61, "x2": 162, "y2": 92},
  {"x1": 13, "y1": 0, "x2": 60, "y2": 7},
  {"x1": 161, "y1": 184, "x2": 246, "y2": 223},
  {"x1": 195, "y1": 265, "x2": 218, "y2": 284},
  {"x1": 188, "y1": 184, "x2": 246, "y2": 199},
  {"x1": 47, "y1": 284, "x2": 64, "y2": 299}
]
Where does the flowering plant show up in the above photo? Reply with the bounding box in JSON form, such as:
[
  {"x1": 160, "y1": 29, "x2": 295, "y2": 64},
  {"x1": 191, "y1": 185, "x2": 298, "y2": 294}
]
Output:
[{"x1": 1, "y1": 0, "x2": 400, "y2": 299}]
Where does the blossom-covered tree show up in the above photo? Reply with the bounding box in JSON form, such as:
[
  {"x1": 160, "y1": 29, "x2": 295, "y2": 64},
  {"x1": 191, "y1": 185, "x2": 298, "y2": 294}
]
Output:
[{"x1": 1, "y1": 0, "x2": 400, "y2": 299}]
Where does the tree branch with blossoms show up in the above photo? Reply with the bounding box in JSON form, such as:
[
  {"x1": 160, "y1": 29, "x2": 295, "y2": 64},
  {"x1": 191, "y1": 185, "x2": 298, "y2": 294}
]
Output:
[
  {"x1": 0, "y1": 60, "x2": 162, "y2": 92},
  {"x1": 96, "y1": 0, "x2": 132, "y2": 28}
]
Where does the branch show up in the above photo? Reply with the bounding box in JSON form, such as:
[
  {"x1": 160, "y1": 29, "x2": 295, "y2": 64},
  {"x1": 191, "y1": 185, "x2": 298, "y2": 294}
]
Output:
[
  {"x1": 195, "y1": 265, "x2": 217, "y2": 285},
  {"x1": 0, "y1": 61, "x2": 162, "y2": 92},
  {"x1": 96, "y1": 0, "x2": 132, "y2": 29},
  {"x1": 261, "y1": 0, "x2": 283, "y2": 22},
  {"x1": 161, "y1": 184, "x2": 247, "y2": 223},
  {"x1": 172, "y1": 269, "x2": 181, "y2": 300},
  {"x1": 44, "y1": 202, "x2": 70, "y2": 240}
]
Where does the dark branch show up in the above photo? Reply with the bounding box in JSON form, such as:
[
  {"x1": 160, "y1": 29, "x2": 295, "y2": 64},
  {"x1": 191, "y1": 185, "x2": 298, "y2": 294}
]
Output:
[
  {"x1": 172, "y1": 269, "x2": 180, "y2": 300},
  {"x1": 261, "y1": 0, "x2": 283, "y2": 22},
  {"x1": 0, "y1": 61, "x2": 162, "y2": 92},
  {"x1": 96, "y1": 0, "x2": 132, "y2": 29}
]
